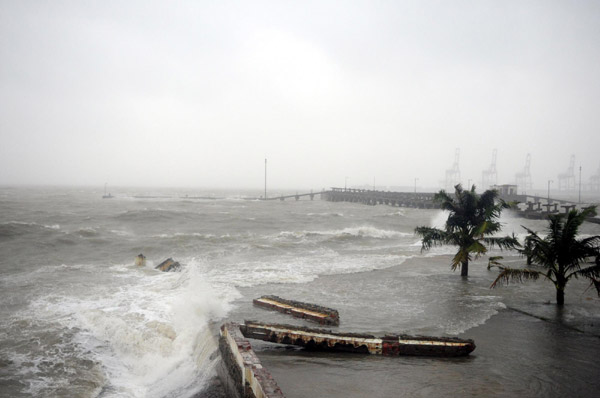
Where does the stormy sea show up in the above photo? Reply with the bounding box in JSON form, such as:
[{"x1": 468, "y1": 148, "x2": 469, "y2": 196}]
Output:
[{"x1": 1, "y1": 186, "x2": 599, "y2": 398}]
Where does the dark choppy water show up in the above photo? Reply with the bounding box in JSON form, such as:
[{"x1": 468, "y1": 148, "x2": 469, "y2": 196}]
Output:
[{"x1": 1, "y1": 186, "x2": 599, "y2": 397}]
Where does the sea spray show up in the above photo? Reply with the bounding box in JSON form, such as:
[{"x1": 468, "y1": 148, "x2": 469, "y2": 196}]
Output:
[{"x1": 19, "y1": 261, "x2": 232, "y2": 398}]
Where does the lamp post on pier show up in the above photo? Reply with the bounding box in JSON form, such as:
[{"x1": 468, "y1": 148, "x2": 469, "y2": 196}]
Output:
[
  {"x1": 579, "y1": 166, "x2": 582, "y2": 204},
  {"x1": 547, "y1": 180, "x2": 553, "y2": 204},
  {"x1": 414, "y1": 178, "x2": 418, "y2": 193}
]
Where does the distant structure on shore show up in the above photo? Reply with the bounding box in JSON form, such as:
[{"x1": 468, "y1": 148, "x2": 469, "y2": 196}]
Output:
[
  {"x1": 515, "y1": 153, "x2": 533, "y2": 195},
  {"x1": 481, "y1": 149, "x2": 498, "y2": 190},
  {"x1": 558, "y1": 155, "x2": 576, "y2": 191},
  {"x1": 590, "y1": 162, "x2": 600, "y2": 192},
  {"x1": 444, "y1": 148, "x2": 461, "y2": 191},
  {"x1": 102, "y1": 183, "x2": 113, "y2": 199}
]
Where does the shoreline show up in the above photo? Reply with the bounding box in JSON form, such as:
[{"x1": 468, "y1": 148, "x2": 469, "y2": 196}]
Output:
[{"x1": 208, "y1": 253, "x2": 600, "y2": 397}]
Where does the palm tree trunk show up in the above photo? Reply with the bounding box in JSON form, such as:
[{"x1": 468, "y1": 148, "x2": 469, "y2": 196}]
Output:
[
  {"x1": 556, "y1": 288, "x2": 565, "y2": 306},
  {"x1": 461, "y1": 259, "x2": 469, "y2": 277},
  {"x1": 556, "y1": 271, "x2": 566, "y2": 306}
]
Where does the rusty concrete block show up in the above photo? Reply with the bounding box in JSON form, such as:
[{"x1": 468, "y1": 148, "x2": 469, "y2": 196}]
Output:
[
  {"x1": 155, "y1": 258, "x2": 181, "y2": 272},
  {"x1": 241, "y1": 321, "x2": 475, "y2": 357},
  {"x1": 253, "y1": 295, "x2": 340, "y2": 326}
]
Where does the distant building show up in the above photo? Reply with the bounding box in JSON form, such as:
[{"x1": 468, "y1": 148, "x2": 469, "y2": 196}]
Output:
[{"x1": 491, "y1": 184, "x2": 518, "y2": 196}]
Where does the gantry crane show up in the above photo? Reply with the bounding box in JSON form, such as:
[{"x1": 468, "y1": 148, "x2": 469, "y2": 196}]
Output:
[
  {"x1": 515, "y1": 153, "x2": 532, "y2": 195},
  {"x1": 444, "y1": 148, "x2": 461, "y2": 191},
  {"x1": 558, "y1": 155, "x2": 576, "y2": 191},
  {"x1": 481, "y1": 149, "x2": 498, "y2": 190}
]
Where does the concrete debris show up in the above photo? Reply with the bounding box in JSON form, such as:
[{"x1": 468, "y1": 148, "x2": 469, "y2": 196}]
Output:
[
  {"x1": 155, "y1": 258, "x2": 181, "y2": 272},
  {"x1": 134, "y1": 253, "x2": 146, "y2": 267},
  {"x1": 240, "y1": 321, "x2": 475, "y2": 357},
  {"x1": 253, "y1": 295, "x2": 340, "y2": 326},
  {"x1": 219, "y1": 323, "x2": 285, "y2": 398}
]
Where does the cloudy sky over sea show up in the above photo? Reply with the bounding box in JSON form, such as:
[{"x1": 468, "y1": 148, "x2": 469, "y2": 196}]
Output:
[{"x1": 1, "y1": 1, "x2": 599, "y2": 190}]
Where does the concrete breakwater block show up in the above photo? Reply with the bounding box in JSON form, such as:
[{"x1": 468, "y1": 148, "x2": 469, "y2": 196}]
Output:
[
  {"x1": 240, "y1": 321, "x2": 476, "y2": 357},
  {"x1": 253, "y1": 295, "x2": 340, "y2": 326},
  {"x1": 218, "y1": 323, "x2": 285, "y2": 398},
  {"x1": 155, "y1": 258, "x2": 181, "y2": 272},
  {"x1": 134, "y1": 253, "x2": 146, "y2": 267}
]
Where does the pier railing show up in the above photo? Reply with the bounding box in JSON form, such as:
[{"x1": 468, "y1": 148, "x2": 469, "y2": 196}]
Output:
[{"x1": 324, "y1": 188, "x2": 439, "y2": 208}]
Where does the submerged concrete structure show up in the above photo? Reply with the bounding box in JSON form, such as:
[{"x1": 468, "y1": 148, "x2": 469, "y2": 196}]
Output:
[
  {"x1": 240, "y1": 321, "x2": 476, "y2": 357},
  {"x1": 155, "y1": 258, "x2": 181, "y2": 272},
  {"x1": 253, "y1": 295, "x2": 340, "y2": 326}
]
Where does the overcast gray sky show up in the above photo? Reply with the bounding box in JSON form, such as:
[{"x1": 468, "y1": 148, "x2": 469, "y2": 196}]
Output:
[{"x1": 1, "y1": 0, "x2": 599, "y2": 191}]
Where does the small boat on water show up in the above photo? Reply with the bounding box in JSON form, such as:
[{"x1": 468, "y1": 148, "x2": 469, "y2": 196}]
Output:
[{"x1": 102, "y1": 183, "x2": 113, "y2": 199}]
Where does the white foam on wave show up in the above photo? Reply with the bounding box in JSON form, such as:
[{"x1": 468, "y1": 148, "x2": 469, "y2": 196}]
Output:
[
  {"x1": 2, "y1": 220, "x2": 61, "y2": 230},
  {"x1": 206, "y1": 252, "x2": 412, "y2": 288},
  {"x1": 276, "y1": 226, "x2": 412, "y2": 240},
  {"x1": 305, "y1": 212, "x2": 344, "y2": 217},
  {"x1": 28, "y1": 261, "x2": 234, "y2": 398},
  {"x1": 429, "y1": 210, "x2": 449, "y2": 229},
  {"x1": 441, "y1": 300, "x2": 506, "y2": 335}
]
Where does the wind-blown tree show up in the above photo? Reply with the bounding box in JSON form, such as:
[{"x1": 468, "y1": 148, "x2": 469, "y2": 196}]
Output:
[
  {"x1": 491, "y1": 206, "x2": 600, "y2": 306},
  {"x1": 415, "y1": 184, "x2": 520, "y2": 277},
  {"x1": 520, "y1": 233, "x2": 536, "y2": 265}
]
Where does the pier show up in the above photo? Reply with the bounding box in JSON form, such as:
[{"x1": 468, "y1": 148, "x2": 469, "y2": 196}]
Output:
[
  {"x1": 322, "y1": 188, "x2": 439, "y2": 209},
  {"x1": 262, "y1": 191, "x2": 326, "y2": 201},
  {"x1": 320, "y1": 188, "x2": 600, "y2": 221}
]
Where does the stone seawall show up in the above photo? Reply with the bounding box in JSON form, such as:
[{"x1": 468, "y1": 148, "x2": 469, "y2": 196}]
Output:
[{"x1": 218, "y1": 323, "x2": 285, "y2": 398}]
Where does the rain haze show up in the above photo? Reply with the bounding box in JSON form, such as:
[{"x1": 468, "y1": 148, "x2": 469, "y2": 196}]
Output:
[{"x1": 1, "y1": 0, "x2": 599, "y2": 192}]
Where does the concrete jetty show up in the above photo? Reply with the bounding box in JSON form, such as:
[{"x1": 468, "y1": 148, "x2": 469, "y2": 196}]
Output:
[
  {"x1": 253, "y1": 295, "x2": 340, "y2": 326},
  {"x1": 240, "y1": 321, "x2": 476, "y2": 357},
  {"x1": 322, "y1": 187, "x2": 600, "y2": 223},
  {"x1": 323, "y1": 188, "x2": 438, "y2": 209},
  {"x1": 218, "y1": 323, "x2": 285, "y2": 398}
]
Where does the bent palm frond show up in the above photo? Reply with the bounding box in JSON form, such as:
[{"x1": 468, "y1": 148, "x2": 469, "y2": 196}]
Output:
[
  {"x1": 588, "y1": 278, "x2": 600, "y2": 297},
  {"x1": 482, "y1": 235, "x2": 521, "y2": 250},
  {"x1": 490, "y1": 267, "x2": 541, "y2": 288},
  {"x1": 466, "y1": 240, "x2": 487, "y2": 259},
  {"x1": 570, "y1": 264, "x2": 600, "y2": 281},
  {"x1": 487, "y1": 256, "x2": 504, "y2": 270},
  {"x1": 451, "y1": 247, "x2": 470, "y2": 271},
  {"x1": 414, "y1": 227, "x2": 447, "y2": 251}
]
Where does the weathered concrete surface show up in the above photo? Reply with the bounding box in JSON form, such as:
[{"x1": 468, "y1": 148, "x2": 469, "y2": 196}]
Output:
[
  {"x1": 134, "y1": 253, "x2": 146, "y2": 267},
  {"x1": 253, "y1": 295, "x2": 340, "y2": 326},
  {"x1": 241, "y1": 321, "x2": 475, "y2": 357},
  {"x1": 155, "y1": 258, "x2": 181, "y2": 272},
  {"x1": 218, "y1": 323, "x2": 285, "y2": 398}
]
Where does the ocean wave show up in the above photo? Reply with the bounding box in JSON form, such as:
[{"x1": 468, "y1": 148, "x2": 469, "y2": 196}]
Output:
[
  {"x1": 375, "y1": 210, "x2": 406, "y2": 217},
  {"x1": 305, "y1": 212, "x2": 344, "y2": 217},
  {"x1": 0, "y1": 221, "x2": 61, "y2": 238},
  {"x1": 207, "y1": 254, "x2": 412, "y2": 288},
  {"x1": 21, "y1": 262, "x2": 232, "y2": 397},
  {"x1": 115, "y1": 208, "x2": 196, "y2": 222},
  {"x1": 75, "y1": 227, "x2": 100, "y2": 237},
  {"x1": 150, "y1": 232, "x2": 240, "y2": 243},
  {"x1": 276, "y1": 226, "x2": 412, "y2": 241}
]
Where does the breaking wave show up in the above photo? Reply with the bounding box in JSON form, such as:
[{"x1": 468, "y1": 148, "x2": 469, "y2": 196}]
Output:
[{"x1": 276, "y1": 226, "x2": 411, "y2": 241}]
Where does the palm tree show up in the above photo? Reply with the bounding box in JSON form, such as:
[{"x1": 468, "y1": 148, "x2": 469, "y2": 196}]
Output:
[
  {"x1": 491, "y1": 206, "x2": 600, "y2": 305},
  {"x1": 415, "y1": 184, "x2": 520, "y2": 277},
  {"x1": 520, "y1": 233, "x2": 535, "y2": 265}
]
